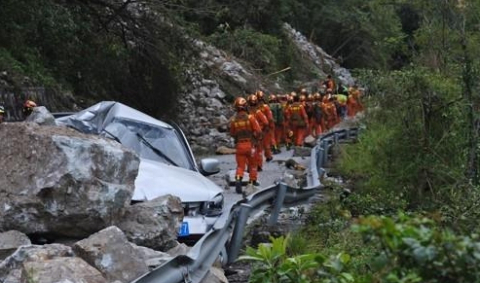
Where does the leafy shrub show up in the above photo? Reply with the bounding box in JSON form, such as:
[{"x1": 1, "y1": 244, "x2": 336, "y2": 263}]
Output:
[
  {"x1": 239, "y1": 235, "x2": 354, "y2": 283},
  {"x1": 354, "y1": 214, "x2": 480, "y2": 283}
]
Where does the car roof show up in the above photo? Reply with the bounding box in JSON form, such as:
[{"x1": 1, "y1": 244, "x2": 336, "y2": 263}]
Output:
[{"x1": 56, "y1": 101, "x2": 173, "y2": 134}]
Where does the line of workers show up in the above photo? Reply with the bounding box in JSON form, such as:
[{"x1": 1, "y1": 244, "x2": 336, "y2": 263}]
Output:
[{"x1": 229, "y1": 82, "x2": 363, "y2": 193}]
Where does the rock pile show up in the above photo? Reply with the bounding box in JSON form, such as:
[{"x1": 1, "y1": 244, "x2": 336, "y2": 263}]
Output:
[
  {"x1": 177, "y1": 24, "x2": 355, "y2": 154},
  {"x1": 0, "y1": 121, "x2": 186, "y2": 282}
]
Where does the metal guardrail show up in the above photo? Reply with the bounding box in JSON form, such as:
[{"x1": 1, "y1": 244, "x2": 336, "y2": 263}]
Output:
[{"x1": 131, "y1": 127, "x2": 359, "y2": 283}]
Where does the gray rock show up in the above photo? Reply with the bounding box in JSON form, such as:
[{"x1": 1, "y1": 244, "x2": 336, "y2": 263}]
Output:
[
  {"x1": 0, "y1": 244, "x2": 75, "y2": 282},
  {"x1": 200, "y1": 267, "x2": 229, "y2": 283},
  {"x1": 293, "y1": 146, "x2": 312, "y2": 157},
  {"x1": 191, "y1": 128, "x2": 203, "y2": 136},
  {"x1": 199, "y1": 86, "x2": 211, "y2": 97},
  {"x1": 206, "y1": 98, "x2": 223, "y2": 108},
  {"x1": 201, "y1": 79, "x2": 217, "y2": 86},
  {"x1": 73, "y1": 226, "x2": 149, "y2": 282},
  {"x1": 0, "y1": 123, "x2": 139, "y2": 238},
  {"x1": 22, "y1": 257, "x2": 108, "y2": 283},
  {"x1": 25, "y1": 106, "x2": 56, "y2": 126},
  {"x1": 210, "y1": 86, "x2": 226, "y2": 99},
  {"x1": 303, "y1": 135, "x2": 317, "y2": 148},
  {"x1": 0, "y1": 230, "x2": 31, "y2": 261},
  {"x1": 115, "y1": 195, "x2": 183, "y2": 251},
  {"x1": 216, "y1": 146, "x2": 236, "y2": 155},
  {"x1": 166, "y1": 243, "x2": 190, "y2": 257},
  {"x1": 130, "y1": 244, "x2": 172, "y2": 270}
]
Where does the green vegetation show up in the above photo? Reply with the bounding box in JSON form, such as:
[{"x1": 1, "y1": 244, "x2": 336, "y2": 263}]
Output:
[
  {"x1": 240, "y1": 1, "x2": 480, "y2": 282},
  {"x1": 3, "y1": 1, "x2": 480, "y2": 279},
  {"x1": 0, "y1": 0, "x2": 412, "y2": 115}
]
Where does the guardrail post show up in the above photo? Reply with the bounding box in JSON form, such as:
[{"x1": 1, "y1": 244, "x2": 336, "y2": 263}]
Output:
[
  {"x1": 317, "y1": 147, "x2": 324, "y2": 169},
  {"x1": 227, "y1": 203, "x2": 252, "y2": 264},
  {"x1": 334, "y1": 133, "x2": 339, "y2": 144},
  {"x1": 345, "y1": 129, "x2": 350, "y2": 140},
  {"x1": 268, "y1": 183, "x2": 287, "y2": 226},
  {"x1": 322, "y1": 139, "x2": 329, "y2": 165}
]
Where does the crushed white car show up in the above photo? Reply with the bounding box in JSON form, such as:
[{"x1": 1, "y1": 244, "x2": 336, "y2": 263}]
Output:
[{"x1": 56, "y1": 101, "x2": 224, "y2": 242}]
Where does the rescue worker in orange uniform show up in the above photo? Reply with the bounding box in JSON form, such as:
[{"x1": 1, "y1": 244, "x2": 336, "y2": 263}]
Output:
[
  {"x1": 247, "y1": 94, "x2": 269, "y2": 172},
  {"x1": 284, "y1": 93, "x2": 295, "y2": 149},
  {"x1": 347, "y1": 91, "x2": 358, "y2": 118},
  {"x1": 23, "y1": 100, "x2": 37, "y2": 119},
  {"x1": 348, "y1": 84, "x2": 363, "y2": 116},
  {"x1": 255, "y1": 90, "x2": 275, "y2": 160},
  {"x1": 286, "y1": 92, "x2": 309, "y2": 146},
  {"x1": 323, "y1": 75, "x2": 336, "y2": 92},
  {"x1": 268, "y1": 94, "x2": 283, "y2": 154},
  {"x1": 230, "y1": 97, "x2": 262, "y2": 193},
  {"x1": 311, "y1": 93, "x2": 323, "y2": 137},
  {"x1": 323, "y1": 97, "x2": 339, "y2": 130}
]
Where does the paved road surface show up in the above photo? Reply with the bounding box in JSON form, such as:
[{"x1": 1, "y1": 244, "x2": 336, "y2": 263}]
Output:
[{"x1": 206, "y1": 145, "x2": 312, "y2": 206}]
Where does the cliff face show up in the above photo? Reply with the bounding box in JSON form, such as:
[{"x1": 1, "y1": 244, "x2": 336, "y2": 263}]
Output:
[{"x1": 176, "y1": 23, "x2": 355, "y2": 153}]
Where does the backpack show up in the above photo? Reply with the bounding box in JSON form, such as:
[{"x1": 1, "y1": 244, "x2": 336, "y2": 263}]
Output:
[
  {"x1": 232, "y1": 112, "x2": 252, "y2": 141},
  {"x1": 313, "y1": 103, "x2": 323, "y2": 122},
  {"x1": 270, "y1": 103, "x2": 284, "y2": 124}
]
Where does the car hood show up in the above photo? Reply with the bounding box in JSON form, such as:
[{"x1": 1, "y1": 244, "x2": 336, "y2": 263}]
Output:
[{"x1": 133, "y1": 158, "x2": 222, "y2": 203}]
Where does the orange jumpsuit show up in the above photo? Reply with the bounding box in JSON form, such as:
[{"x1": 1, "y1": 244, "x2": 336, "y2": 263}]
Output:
[
  {"x1": 347, "y1": 94, "x2": 357, "y2": 117},
  {"x1": 269, "y1": 101, "x2": 285, "y2": 149},
  {"x1": 286, "y1": 102, "x2": 309, "y2": 146},
  {"x1": 348, "y1": 87, "x2": 364, "y2": 116},
  {"x1": 311, "y1": 102, "x2": 323, "y2": 137},
  {"x1": 230, "y1": 111, "x2": 262, "y2": 182},
  {"x1": 283, "y1": 101, "x2": 292, "y2": 146},
  {"x1": 259, "y1": 103, "x2": 274, "y2": 160},
  {"x1": 323, "y1": 101, "x2": 338, "y2": 130},
  {"x1": 249, "y1": 107, "x2": 269, "y2": 170}
]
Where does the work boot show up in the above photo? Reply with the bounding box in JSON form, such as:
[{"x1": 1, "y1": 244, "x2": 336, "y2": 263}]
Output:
[
  {"x1": 266, "y1": 156, "x2": 273, "y2": 162},
  {"x1": 235, "y1": 176, "x2": 243, "y2": 194},
  {"x1": 286, "y1": 143, "x2": 292, "y2": 151},
  {"x1": 272, "y1": 146, "x2": 281, "y2": 154},
  {"x1": 257, "y1": 166, "x2": 263, "y2": 172},
  {"x1": 249, "y1": 180, "x2": 260, "y2": 186}
]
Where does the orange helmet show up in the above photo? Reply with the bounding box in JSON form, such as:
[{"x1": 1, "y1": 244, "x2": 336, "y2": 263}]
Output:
[
  {"x1": 268, "y1": 94, "x2": 277, "y2": 103},
  {"x1": 234, "y1": 97, "x2": 248, "y2": 111},
  {"x1": 255, "y1": 90, "x2": 265, "y2": 102},
  {"x1": 307, "y1": 94, "x2": 314, "y2": 101},
  {"x1": 299, "y1": 95, "x2": 306, "y2": 102},
  {"x1": 313, "y1": 93, "x2": 321, "y2": 101},
  {"x1": 287, "y1": 95, "x2": 294, "y2": 104},
  {"x1": 247, "y1": 94, "x2": 258, "y2": 106}
]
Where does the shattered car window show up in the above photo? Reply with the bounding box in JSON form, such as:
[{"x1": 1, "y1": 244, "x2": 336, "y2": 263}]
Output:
[{"x1": 108, "y1": 118, "x2": 193, "y2": 170}]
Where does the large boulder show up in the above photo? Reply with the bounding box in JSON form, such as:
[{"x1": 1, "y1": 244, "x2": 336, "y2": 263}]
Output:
[
  {"x1": 115, "y1": 195, "x2": 183, "y2": 251},
  {"x1": 0, "y1": 244, "x2": 107, "y2": 283},
  {"x1": 0, "y1": 230, "x2": 31, "y2": 261},
  {"x1": 0, "y1": 123, "x2": 140, "y2": 238},
  {"x1": 24, "y1": 106, "x2": 56, "y2": 126},
  {"x1": 22, "y1": 257, "x2": 107, "y2": 283},
  {"x1": 72, "y1": 226, "x2": 149, "y2": 283}
]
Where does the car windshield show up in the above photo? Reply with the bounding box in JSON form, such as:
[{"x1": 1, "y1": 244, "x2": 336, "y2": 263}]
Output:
[{"x1": 106, "y1": 117, "x2": 194, "y2": 170}]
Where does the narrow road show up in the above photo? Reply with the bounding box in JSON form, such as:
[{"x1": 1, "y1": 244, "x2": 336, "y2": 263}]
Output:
[{"x1": 206, "y1": 145, "x2": 312, "y2": 208}]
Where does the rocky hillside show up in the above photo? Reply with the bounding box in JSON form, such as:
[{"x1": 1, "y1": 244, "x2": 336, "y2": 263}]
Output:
[{"x1": 176, "y1": 23, "x2": 354, "y2": 153}]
